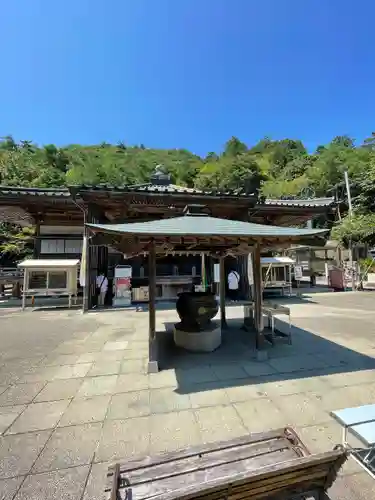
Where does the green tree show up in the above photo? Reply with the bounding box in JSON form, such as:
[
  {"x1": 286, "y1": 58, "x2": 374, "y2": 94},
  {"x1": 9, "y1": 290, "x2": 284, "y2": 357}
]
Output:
[
  {"x1": 0, "y1": 223, "x2": 34, "y2": 261},
  {"x1": 222, "y1": 137, "x2": 248, "y2": 157}
]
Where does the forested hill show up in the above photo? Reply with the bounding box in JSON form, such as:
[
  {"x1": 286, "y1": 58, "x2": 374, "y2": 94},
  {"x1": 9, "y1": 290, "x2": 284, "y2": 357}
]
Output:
[{"x1": 1, "y1": 133, "x2": 375, "y2": 247}]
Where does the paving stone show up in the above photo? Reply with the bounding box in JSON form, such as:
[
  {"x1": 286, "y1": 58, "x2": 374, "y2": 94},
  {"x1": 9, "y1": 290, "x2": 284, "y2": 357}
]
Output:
[
  {"x1": 81, "y1": 341, "x2": 106, "y2": 352},
  {"x1": 76, "y1": 352, "x2": 101, "y2": 364},
  {"x1": 268, "y1": 354, "x2": 328, "y2": 374},
  {"x1": 115, "y1": 373, "x2": 150, "y2": 393},
  {"x1": 296, "y1": 422, "x2": 343, "y2": 453},
  {"x1": 212, "y1": 364, "x2": 249, "y2": 381},
  {"x1": 88, "y1": 360, "x2": 121, "y2": 377},
  {"x1": 121, "y1": 348, "x2": 149, "y2": 360},
  {"x1": 107, "y1": 391, "x2": 150, "y2": 419},
  {"x1": 51, "y1": 363, "x2": 92, "y2": 380},
  {"x1": 241, "y1": 361, "x2": 277, "y2": 377},
  {"x1": 150, "y1": 388, "x2": 192, "y2": 413},
  {"x1": 195, "y1": 405, "x2": 247, "y2": 443},
  {"x1": 97, "y1": 350, "x2": 129, "y2": 362},
  {"x1": 225, "y1": 382, "x2": 268, "y2": 402},
  {"x1": 0, "y1": 405, "x2": 26, "y2": 435},
  {"x1": 82, "y1": 461, "x2": 110, "y2": 500},
  {"x1": 103, "y1": 341, "x2": 129, "y2": 351},
  {"x1": 148, "y1": 370, "x2": 178, "y2": 389},
  {"x1": 32, "y1": 422, "x2": 103, "y2": 473},
  {"x1": 150, "y1": 410, "x2": 202, "y2": 454},
  {"x1": 95, "y1": 417, "x2": 150, "y2": 462},
  {"x1": 120, "y1": 359, "x2": 146, "y2": 374},
  {"x1": 75, "y1": 375, "x2": 118, "y2": 398},
  {"x1": 275, "y1": 393, "x2": 331, "y2": 426},
  {"x1": 314, "y1": 384, "x2": 373, "y2": 413},
  {"x1": 234, "y1": 398, "x2": 285, "y2": 433},
  {"x1": 327, "y1": 471, "x2": 375, "y2": 499},
  {"x1": 322, "y1": 369, "x2": 375, "y2": 388},
  {"x1": 2, "y1": 358, "x2": 44, "y2": 372},
  {"x1": 14, "y1": 465, "x2": 90, "y2": 500},
  {"x1": 176, "y1": 366, "x2": 218, "y2": 386},
  {"x1": 260, "y1": 374, "x2": 331, "y2": 398},
  {"x1": 53, "y1": 342, "x2": 89, "y2": 355},
  {"x1": 0, "y1": 430, "x2": 51, "y2": 479},
  {"x1": 0, "y1": 370, "x2": 25, "y2": 386},
  {"x1": 327, "y1": 475, "x2": 359, "y2": 500},
  {"x1": 189, "y1": 382, "x2": 231, "y2": 408},
  {"x1": 6, "y1": 400, "x2": 71, "y2": 434},
  {"x1": 0, "y1": 476, "x2": 25, "y2": 500},
  {"x1": 58, "y1": 395, "x2": 111, "y2": 426},
  {"x1": 18, "y1": 367, "x2": 59, "y2": 384},
  {"x1": 0, "y1": 382, "x2": 46, "y2": 406},
  {"x1": 41, "y1": 354, "x2": 80, "y2": 366},
  {"x1": 34, "y1": 379, "x2": 84, "y2": 402}
]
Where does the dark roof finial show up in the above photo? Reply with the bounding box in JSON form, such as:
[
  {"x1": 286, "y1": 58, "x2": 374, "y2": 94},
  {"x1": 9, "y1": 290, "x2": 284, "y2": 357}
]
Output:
[
  {"x1": 183, "y1": 204, "x2": 211, "y2": 216},
  {"x1": 150, "y1": 164, "x2": 171, "y2": 186}
]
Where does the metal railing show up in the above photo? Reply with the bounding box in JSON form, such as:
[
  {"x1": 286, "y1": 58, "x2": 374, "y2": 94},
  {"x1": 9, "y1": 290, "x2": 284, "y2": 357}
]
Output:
[{"x1": 0, "y1": 267, "x2": 24, "y2": 278}]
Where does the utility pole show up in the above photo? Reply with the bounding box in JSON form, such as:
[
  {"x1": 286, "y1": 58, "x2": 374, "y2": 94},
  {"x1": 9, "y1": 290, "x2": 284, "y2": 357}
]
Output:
[{"x1": 344, "y1": 171, "x2": 356, "y2": 291}]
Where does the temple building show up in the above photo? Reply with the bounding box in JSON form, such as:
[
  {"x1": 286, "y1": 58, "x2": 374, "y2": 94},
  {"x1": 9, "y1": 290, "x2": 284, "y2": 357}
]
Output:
[{"x1": 0, "y1": 169, "x2": 338, "y2": 308}]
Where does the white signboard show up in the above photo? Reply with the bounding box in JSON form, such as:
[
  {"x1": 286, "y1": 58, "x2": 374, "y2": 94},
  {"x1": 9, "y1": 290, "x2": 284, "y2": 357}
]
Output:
[
  {"x1": 247, "y1": 254, "x2": 254, "y2": 286},
  {"x1": 214, "y1": 263, "x2": 220, "y2": 283},
  {"x1": 294, "y1": 265, "x2": 303, "y2": 280},
  {"x1": 115, "y1": 266, "x2": 132, "y2": 278},
  {"x1": 113, "y1": 266, "x2": 132, "y2": 307}
]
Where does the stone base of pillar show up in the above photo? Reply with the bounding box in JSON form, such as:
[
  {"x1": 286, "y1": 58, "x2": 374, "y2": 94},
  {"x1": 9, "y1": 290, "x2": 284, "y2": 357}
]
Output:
[
  {"x1": 147, "y1": 360, "x2": 159, "y2": 373},
  {"x1": 256, "y1": 349, "x2": 269, "y2": 361},
  {"x1": 174, "y1": 321, "x2": 221, "y2": 352}
]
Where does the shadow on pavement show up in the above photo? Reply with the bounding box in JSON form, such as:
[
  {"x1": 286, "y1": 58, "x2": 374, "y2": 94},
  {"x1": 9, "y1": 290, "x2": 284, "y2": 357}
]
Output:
[{"x1": 157, "y1": 317, "x2": 375, "y2": 395}]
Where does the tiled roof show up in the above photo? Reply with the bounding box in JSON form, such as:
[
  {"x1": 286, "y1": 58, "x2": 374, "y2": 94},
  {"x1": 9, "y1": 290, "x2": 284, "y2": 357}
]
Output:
[
  {"x1": 263, "y1": 197, "x2": 335, "y2": 207},
  {"x1": 72, "y1": 183, "x2": 257, "y2": 197},
  {"x1": 87, "y1": 213, "x2": 328, "y2": 239},
  {"x1": 0, "y1": 186, "x2": 70, "y2": 198},
  {"x1": 0, "y1": 185, "x2": 336, "y2": 208}
]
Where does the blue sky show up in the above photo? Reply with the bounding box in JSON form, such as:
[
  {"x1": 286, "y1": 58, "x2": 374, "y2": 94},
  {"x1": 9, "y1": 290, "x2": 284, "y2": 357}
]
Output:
[{"x1": 1, "y1": 0, "x2": 375, "y2": 155}]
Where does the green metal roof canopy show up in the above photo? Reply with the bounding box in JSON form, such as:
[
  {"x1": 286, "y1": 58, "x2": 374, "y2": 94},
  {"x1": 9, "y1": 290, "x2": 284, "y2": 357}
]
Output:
[
  {"x1": 88, "y1": 216, "x2": 326, "y2": 238},
  {"x1": 86, "y1": 205, "x2": 328, "y2": 256}
]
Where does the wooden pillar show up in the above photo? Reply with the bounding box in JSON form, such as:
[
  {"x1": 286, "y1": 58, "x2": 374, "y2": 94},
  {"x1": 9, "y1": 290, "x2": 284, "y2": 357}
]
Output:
[
  {"x1": 237, "y1": 254, "x2": 250, "y2": 299},
  {"x1": 83, "y1": 225, "x2": 89, "y2": 312},
  {"x1": 22, "y1": 270, "x2": 27, "y2": 311},
  {"x1": 84, "y1": 203, "x2": 110, "y2": 310},
  {"x1": 219, "y1": 256, "x2": 227, "y2": 329},
  {"x1": 33, "y1": 218, "x2": 41, "y2": 259},
  {"x1": 252, "y1": 243, "x2": 264, "y2": 350},
  {"x1": 148, "y1": 241, "x2": 158, "y2": 373}
]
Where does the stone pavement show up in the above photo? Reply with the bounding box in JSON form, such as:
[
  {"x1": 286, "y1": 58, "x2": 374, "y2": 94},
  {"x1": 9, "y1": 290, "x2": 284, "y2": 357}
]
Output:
[{"x1": 0, "y1": 292, "x2": 375, "y2": 498}]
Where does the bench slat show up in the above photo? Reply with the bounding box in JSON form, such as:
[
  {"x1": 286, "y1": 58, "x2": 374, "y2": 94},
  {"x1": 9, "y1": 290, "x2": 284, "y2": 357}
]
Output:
[{"x1": 124, "y1": 438, "x2": 295, "y2": 485}]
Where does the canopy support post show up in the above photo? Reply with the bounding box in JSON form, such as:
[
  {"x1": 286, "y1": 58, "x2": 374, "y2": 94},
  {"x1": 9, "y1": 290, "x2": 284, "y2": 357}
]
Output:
[
  {"x1": 83, "y1": 225, "x2": 89, "y2": 312},
  {"x1": 148, "y1": 240, "x2": 159, "y2": 373},
  {"x1": 21, "y1": 269, "x2": 27, "y2": 311},
  {"x1": 252, "y1": 243, "x2": 265, "y2": 352},
  {"x1": 33, "y1": 217, "x2": 41, "y2": 259},
  {"x1": 219, "y1": 256, "x2": 227, "y2": 329}
]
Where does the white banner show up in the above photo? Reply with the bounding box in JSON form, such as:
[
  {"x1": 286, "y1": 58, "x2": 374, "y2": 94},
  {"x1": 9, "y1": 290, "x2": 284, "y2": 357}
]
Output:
[
  {"x1": 247, "y1": 253, "x2": 254, "y2": 285},
  {"x1": 294, "y1": 265, "x2": 303, "y2": 280},
  {"x1": 79, "y1": 236, "x2": 87, "y2": 287}
]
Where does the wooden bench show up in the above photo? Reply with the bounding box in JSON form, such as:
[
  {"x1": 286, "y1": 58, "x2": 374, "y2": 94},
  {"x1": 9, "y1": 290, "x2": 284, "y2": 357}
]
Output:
[{"x1": 105, "y1": 427, "x2": 347, "y2": 500}]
